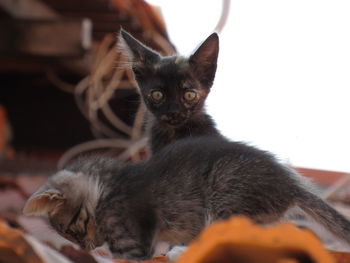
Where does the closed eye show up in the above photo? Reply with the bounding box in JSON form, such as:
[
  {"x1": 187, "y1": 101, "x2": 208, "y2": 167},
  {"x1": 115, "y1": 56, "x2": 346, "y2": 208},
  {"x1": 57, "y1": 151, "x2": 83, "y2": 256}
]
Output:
[
  {"x1": 63, "y1": 228, "x2": 79, "y2": 243},
  {"x1": 67, "y1": 203, "x2": 83, "y2": 229},
  {"x1": 83, "y1": 212, "x2": 89, "y2": 235}
]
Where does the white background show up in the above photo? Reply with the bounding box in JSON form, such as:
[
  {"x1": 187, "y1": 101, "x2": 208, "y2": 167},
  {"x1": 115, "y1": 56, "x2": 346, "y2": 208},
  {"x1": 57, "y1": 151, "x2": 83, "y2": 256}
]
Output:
[{"x1": 146, "y1": 0, "x2": 350, "y2": 172}]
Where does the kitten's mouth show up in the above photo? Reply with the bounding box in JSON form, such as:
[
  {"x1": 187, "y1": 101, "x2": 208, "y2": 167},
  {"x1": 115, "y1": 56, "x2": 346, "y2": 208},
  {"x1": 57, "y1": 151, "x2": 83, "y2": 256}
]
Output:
[{"x1": 160, "y1": 114, "x2": 187, "y2": 127}]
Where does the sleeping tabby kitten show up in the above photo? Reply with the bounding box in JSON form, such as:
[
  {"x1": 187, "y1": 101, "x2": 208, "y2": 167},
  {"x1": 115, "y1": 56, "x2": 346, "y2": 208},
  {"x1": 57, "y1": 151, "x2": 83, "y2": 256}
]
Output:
[
  {"x1": 24, "y1": 136, "x2": 350, "y2": 260},
  {"x1": 119, "y1": 30, "x2": 222, "y2": 153}
]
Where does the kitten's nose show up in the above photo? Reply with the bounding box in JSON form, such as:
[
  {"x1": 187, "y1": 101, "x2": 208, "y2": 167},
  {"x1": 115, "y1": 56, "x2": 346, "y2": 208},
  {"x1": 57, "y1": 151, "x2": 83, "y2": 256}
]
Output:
[{"x1": 168, "y1": 103, "x2": 179, "y2": 113}]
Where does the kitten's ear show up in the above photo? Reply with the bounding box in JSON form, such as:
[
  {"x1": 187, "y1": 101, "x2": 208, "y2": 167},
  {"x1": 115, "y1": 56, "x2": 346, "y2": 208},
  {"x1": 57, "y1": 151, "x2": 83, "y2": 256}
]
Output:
[
  {"x1": 23, "y1": 189, "x2": 65, "y2": 217},
  {"x1": 118, "y1": 29, "x2": 160, "y2": 77},
  {"x1": 189, "y1": 33, "x2": 219, "y2": 87}
]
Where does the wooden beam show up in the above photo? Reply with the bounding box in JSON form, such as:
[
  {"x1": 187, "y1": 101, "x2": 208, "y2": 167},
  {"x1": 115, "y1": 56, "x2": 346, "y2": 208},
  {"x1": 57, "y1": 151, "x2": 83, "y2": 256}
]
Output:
[
  {"x1": 0, "y1": 19, "x2": 92, "y2": 57},
  {"x1": 295, "y1": 167, "x2": 350, "y2": 186},
  {"x1": 0, "y1": 0, "x2": 59, "y2": 19}
]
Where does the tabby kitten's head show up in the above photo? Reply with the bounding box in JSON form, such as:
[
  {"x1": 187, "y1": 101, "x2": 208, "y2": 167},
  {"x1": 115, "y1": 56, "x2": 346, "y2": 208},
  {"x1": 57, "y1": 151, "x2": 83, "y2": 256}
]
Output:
[
  {"x1": 119, "y1": 30, "x2": 219, "y2": 127},
  {"x1": 23, "y1": 170, "x2": 104, "y2": 250}
]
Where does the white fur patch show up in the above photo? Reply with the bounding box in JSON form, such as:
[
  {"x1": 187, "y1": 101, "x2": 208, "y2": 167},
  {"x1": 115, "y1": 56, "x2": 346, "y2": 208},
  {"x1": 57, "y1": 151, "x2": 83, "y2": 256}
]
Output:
[
  {"x1": 205, "y1": 212, "x2": 214, "y2": 227},
  {"x1": 85, "y1": 174, "x2": 103, "y2": 210},
  {"x1": 166, "y1": 246, "x2": 187, "y2": 262},
  {"x1": 153, "y1": 241, "x2": 170, "y2": 257}
]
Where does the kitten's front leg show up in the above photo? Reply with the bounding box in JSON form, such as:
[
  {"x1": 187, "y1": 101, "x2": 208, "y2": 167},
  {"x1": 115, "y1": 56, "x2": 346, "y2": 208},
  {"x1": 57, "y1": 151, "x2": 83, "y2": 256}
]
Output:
[{"x1": 108, "y1": 237, "x2": 154, "y2": 260}]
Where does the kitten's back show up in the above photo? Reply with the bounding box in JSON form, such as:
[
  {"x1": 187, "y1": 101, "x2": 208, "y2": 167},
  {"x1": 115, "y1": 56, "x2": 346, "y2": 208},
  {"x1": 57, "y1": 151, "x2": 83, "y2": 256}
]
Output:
[{"x1": 145, "y1": 136, "x2": 350, "y2": 244}]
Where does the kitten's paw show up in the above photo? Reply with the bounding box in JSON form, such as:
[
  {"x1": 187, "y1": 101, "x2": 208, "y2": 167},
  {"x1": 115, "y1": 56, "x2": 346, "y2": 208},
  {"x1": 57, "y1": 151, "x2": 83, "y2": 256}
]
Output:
[
  {"x1": 91, "y1": 243, "x2": 112, "y2": 258},
  {"x1": 166, "y1": 246, "x2": 187, "y2": 262},
  {"x1": 153, "y1": 241, "x2": 170, "y2": 257}
]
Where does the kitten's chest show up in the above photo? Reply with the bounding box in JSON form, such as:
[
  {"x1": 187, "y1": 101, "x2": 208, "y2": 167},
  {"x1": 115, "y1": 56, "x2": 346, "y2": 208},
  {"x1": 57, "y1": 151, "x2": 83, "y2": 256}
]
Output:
[
  {"x1": 149, "y1": 125, "x2": 176, "y2": 152},
  {"x1": 149, "y1": 119, "x2": 219, "y2": 153}
]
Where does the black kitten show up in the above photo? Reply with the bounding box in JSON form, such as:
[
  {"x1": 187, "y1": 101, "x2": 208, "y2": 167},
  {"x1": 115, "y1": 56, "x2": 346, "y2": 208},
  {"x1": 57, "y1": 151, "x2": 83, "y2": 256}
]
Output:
[
  {"x1": 119, "y1": 30, "x2": 222, "y2": 153},
  {"x1": 24, "y1": 136, "x2": 350, "y2": 260}
]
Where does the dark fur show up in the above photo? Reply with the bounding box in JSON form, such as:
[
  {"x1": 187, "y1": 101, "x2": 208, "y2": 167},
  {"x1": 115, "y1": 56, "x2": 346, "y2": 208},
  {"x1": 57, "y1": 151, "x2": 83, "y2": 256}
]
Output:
[
  {"x1": 25, "y1": 136, "x2": 350, "y2": 260},
  {"x1": 119, "y1": 30, "x2": 222, "y2": 153}
]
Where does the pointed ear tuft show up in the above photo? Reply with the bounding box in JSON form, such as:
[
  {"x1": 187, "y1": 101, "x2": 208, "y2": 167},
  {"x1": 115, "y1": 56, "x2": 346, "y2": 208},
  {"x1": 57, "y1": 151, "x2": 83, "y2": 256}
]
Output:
[
  {"x1": 23, "y1": 189, "x2": 65, "y2": 217},
  {"x1": 189, "y1": 33, "x2": 219, "y2": 87},
  {"x1": 118, "y1": 29, "x2": 160, "y2": 68}
]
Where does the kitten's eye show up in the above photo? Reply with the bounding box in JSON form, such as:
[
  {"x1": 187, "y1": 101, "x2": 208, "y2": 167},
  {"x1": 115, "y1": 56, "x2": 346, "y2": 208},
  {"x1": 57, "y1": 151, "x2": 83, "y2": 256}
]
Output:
[
  {"x1": 184, "y1": 91, "x2": 197, "y2": 101},
  {"x1": 151, "y1": 91, "x2": 164, "y2": 101}
]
